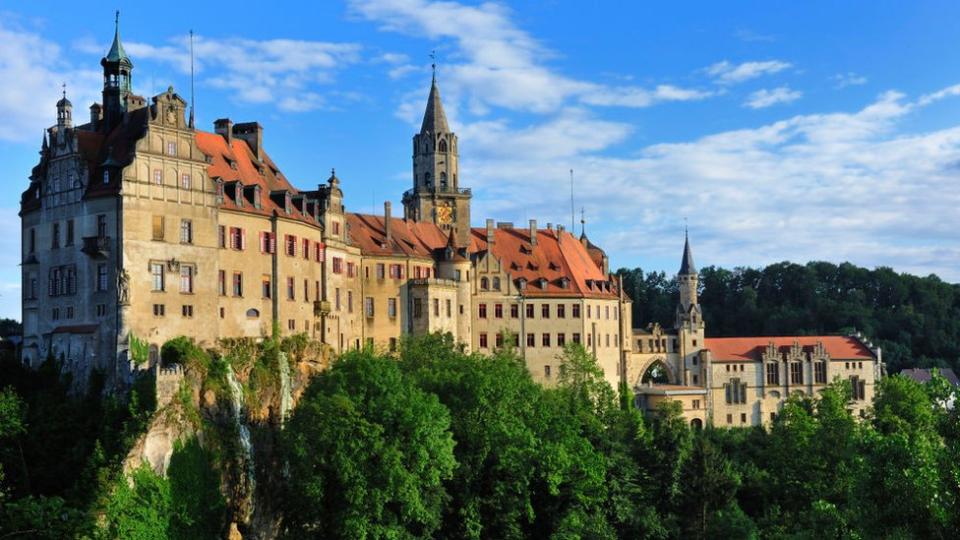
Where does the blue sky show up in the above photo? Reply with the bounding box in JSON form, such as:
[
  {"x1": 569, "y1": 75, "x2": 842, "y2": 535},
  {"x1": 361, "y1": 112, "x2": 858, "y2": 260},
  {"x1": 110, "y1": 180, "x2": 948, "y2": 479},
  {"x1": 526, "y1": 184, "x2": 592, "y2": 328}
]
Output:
[{"x1": 1, "y1": 1, "x2": 959, "y2": 320}]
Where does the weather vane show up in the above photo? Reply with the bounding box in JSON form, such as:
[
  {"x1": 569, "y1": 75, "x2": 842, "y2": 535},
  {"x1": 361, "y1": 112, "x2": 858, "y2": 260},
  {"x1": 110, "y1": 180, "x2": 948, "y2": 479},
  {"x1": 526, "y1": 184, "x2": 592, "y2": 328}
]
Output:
[
  {"x1": 61, "y1": 82, "x2": 66, "y2": 99},
  {"x1": 430, "y1": 49, "x2": 437, "y2": 81}
]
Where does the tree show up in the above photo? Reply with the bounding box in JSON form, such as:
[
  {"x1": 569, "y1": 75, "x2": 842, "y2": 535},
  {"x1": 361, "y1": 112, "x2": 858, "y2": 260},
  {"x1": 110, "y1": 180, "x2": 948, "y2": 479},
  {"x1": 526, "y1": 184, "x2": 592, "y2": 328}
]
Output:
[
  {"x1": 281, "y1": 350, "x2": 456, "y2": 539},
  {"x1": 680, "y1": 432, "x2": 742, "y2": 539}
]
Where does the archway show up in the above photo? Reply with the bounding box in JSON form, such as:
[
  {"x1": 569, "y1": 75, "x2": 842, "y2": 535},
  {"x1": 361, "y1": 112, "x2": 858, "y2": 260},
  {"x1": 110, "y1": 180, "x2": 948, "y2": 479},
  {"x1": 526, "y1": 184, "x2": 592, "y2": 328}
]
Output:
[
  {"x1": 690, "y1": 418, "x2": 703, "y2": 430},
  {"x1": 641, "y1": 359, "x2": 672, "y2": 384}
]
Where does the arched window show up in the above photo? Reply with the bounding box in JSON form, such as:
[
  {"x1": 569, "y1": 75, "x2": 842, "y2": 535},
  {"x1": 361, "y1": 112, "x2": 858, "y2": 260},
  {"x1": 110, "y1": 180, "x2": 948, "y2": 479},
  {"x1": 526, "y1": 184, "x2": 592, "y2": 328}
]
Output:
[
  {"x1": 440, "y1": 172, "x2": 447, "y2": 189},
  {"x1": 438, "y1": 139, "x2": 447, "y2": 153},
  {"x1": 424, "y1": 172, "x2": 431, "y2": 187},
  {"x1": 480, "y1": 277, "x2": 489, "y2": 290},
  {"x1": 492, "y1": 277, "x2": 501, "y2": 290},
  {"x1": 246, "y1": 308, "x2": 260, "y2": 319}
]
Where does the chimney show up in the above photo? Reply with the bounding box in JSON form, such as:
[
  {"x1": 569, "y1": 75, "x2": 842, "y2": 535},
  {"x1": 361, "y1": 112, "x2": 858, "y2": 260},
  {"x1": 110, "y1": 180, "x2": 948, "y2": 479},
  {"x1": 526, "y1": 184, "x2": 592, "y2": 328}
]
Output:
[
  {"x1": 486, "y1": 218, "x2": 495, "y2": 245},
  {"x1": 384, "y1": 201, "x2": 392, "y2": 243},
  {"x1": 529, "y1": 219, "x2": 537, "y2": 246},
  {"x1": 233, "y1": 122, "x2": 263, "y2": 160},
  {"x1": 214, "y1": 118, "x2": 233, "y2": 144},
  {"x1": 89, "y1": 103, "x2": 102, "y2": 130}
]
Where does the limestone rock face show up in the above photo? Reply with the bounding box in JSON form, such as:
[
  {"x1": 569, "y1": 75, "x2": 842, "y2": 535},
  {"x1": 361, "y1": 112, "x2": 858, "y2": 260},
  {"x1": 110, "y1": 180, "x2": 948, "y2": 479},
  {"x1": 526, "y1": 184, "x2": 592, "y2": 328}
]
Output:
[{"x1": 123, "y1": 415, "x2": 193, "y2": 475}]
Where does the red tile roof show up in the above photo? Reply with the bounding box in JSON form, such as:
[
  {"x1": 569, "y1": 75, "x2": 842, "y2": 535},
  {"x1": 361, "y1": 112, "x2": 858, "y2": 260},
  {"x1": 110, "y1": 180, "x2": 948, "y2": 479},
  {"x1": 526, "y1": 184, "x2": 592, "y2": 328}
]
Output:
[
  {"x1": 346, "y1": 213, "x2": 449, "y2": 258},
  {"x1": 705, "y1": 336, "x2": 875, "y2": 362},
  {"x1": 470, "y1": 226, "x2": 618, "y2": 298},
  {"x1": 195, "y1": 130, "x2": 319, "y2": 227}
]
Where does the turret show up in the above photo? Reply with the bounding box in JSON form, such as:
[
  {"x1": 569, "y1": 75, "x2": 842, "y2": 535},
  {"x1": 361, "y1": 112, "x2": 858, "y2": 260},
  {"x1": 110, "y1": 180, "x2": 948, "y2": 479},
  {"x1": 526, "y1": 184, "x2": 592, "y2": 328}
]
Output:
[
  {"x1": 56, "y1": 88, "x2": 73, "y2": 129},
  {"x1": 100, "y1": 11, "x2": 134, "y2": 131},
  {"x1": 676, "y1": 230, "x2": 702, "y2": 329}
]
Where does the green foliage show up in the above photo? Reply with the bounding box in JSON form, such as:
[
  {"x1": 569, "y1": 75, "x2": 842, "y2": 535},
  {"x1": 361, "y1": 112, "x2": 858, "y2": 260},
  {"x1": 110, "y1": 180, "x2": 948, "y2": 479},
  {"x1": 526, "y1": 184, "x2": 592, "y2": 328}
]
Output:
[
  {"x1": 281, "y1": 348, "x2": 456, "y2": 538},
  {"x1": 99, "y1": 465, "x2": 172, "y2": 539},
  {"x1": 618, "y1": 261, "x2": 960, "y2": 374},
  {"x1": 167, "y1": 437, "x2": 226, "y2": 539},
  {"x1": 129, "y1": 333, "x2": 150, "y2": 366},
  {"x1": 161, "y1": 336, "x2": 207, "y2": 371}
]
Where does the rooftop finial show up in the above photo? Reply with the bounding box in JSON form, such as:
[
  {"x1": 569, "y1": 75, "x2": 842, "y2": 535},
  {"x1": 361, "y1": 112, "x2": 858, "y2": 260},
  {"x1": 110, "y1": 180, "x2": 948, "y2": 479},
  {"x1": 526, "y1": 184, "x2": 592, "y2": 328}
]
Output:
[
  {"x1": 115, "y1": 9, "x2": 119, "y2": 28},
  {"x1": 430, "y1": 49, "x2": 437, "y2": 83},
  {"x1": 62, "y1": 82, "x2": 66, "y2": 100},
  {"x1": 580, "y1": 207, "x2": 586, "y2": 235}
]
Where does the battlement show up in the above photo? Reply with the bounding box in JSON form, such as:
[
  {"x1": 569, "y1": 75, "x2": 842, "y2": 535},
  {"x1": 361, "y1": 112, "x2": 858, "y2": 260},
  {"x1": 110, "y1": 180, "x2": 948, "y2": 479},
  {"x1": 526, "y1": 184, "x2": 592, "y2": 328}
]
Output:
[{"x1": 155, "y1": 363, "x2": 184, "y2": 410}]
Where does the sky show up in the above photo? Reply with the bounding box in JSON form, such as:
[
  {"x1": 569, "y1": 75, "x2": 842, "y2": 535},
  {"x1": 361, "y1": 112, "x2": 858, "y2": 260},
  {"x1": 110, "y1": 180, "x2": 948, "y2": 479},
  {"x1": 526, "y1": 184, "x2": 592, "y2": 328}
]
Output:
[{"x1": 0, "y1": 0, "x2": 958, "y2": 320}]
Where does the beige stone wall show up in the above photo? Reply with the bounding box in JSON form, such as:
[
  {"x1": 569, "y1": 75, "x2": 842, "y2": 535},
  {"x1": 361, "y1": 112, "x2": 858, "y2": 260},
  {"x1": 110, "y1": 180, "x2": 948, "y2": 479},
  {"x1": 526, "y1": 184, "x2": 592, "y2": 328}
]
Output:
[
  {"x1": 641, "y1": 392, "x2": 708, "y2": 427},
  {"x1": 321, "y1": 241, "x2": 362, "y2": 354}
]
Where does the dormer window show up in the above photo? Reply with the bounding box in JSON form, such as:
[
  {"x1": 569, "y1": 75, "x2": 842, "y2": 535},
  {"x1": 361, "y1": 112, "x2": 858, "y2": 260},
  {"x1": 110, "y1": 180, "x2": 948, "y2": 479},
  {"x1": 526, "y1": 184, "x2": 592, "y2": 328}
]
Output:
[
  {"x1": 559, "y1": 277, "x2": 570, "y2": 289},
  {"x1": 215, "y1": 180, "x2": 224, "y2": 203},
  {"x1": 102, "y1": 170, "x2": 110, "y2": 184},
  {"x1": 235, "y1": 186, "x2": 244, "y2": 208},
  {"x1": 517, "y1": 278, "x2": 527, "y2": 290},
  {"x1": 537, "y1": 278, "x2": 548, "y2": 289}
]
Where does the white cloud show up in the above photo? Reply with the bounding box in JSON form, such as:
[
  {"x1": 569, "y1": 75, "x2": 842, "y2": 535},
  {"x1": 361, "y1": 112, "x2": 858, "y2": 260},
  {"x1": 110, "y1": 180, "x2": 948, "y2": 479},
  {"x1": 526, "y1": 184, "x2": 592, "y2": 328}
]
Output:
[
  {"x1": 459, "y1": 86, "x2": 960, "y2": 282},
  {"x1": 744, "y1": 86, "x2": 802, "y2": 108},
  {"x1": 706, "y1": 60, "x2": 792, "y2": 84},
  {"x1": 126, "y1": 35, "x2": 362, "y2": 111},
  {"x1": 832, "y1": 72, "x2": 867, "y2": 88},
  {"x1": 350, "y1": 0, "x2": 711, "y2": 116},
  {"x1": 0, "y1": 19, "x2": 100, "y2": 142}
]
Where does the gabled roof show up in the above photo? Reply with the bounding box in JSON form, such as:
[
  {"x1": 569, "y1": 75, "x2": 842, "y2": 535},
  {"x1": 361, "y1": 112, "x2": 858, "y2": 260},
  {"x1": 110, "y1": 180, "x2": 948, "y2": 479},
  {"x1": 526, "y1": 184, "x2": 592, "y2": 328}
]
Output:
[
  {"x1": 420, "y1": 80, "x2": 450, "y2": 134},
  {"x1": 470, "y1": 226, "x2": 618, "y2": 298},
  {"x1": 195, "y1": 130, "x2": 318, "y2": 227},
  {"x1": 704, "y1": 336, "x2": 875, "y2": 362},
  {"x1": 346, "y1": 213, "x2": 449, "y2": 258},
  {"x1": 899, "y1": 368, "x2": 960, "y2": 386}
]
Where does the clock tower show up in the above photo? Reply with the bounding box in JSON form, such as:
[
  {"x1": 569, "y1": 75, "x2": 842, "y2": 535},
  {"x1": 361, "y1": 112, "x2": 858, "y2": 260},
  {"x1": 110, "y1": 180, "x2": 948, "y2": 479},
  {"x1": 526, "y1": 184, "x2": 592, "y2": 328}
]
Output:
[{"x1": 402, "y1": 74, "x2": 472, "y2": 246}]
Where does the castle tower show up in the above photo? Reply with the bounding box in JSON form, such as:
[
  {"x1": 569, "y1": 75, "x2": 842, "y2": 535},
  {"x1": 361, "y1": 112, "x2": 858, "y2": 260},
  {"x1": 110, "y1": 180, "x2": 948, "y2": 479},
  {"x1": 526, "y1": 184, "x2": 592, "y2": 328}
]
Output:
[
  {"x1": 402, "y1": 74, "x2": 472, "y2": 246},
  {"x1": 676, "y1": 231, "x2": 705, "y2": 386},
  {"x1": 100, "y1": 11, "x2": 133, "y2": 131},
  {"x1": 678, "y1": 230, "x2": 699, "y2": 320},
  {"x1": 56, "y1": 88, "x2": 73, "y2": 130}
]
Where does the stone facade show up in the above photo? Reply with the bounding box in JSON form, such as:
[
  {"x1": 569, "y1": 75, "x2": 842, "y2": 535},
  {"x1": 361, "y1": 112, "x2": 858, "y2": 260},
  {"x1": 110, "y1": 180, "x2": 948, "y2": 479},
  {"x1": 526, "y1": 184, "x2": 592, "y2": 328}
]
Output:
[{"x1": 19, "y1": 21, "x2": 884, "y2": 420}]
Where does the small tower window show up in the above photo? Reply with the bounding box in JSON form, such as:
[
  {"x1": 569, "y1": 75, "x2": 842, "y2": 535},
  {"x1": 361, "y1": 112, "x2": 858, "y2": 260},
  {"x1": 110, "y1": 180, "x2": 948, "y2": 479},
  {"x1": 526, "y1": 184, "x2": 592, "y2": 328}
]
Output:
[
  {"x1": 424, "y1": 172, "x2": 431, "y2": 188},
  {"x1": 103, "y1": 170, "x2": 110, "y2": 184},
  {"x1": 440, "y1": 172, "x2": 447, "y2": 189},
  {"x1": 438, "y1": 139, "x2": 447, "y2": 153}
]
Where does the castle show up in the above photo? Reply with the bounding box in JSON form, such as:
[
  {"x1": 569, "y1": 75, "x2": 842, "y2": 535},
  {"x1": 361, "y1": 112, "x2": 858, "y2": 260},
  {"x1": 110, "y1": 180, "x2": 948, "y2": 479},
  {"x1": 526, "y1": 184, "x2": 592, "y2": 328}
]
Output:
[{"x1": 19, "y1": 19, "x2": 883, "y2": 427}]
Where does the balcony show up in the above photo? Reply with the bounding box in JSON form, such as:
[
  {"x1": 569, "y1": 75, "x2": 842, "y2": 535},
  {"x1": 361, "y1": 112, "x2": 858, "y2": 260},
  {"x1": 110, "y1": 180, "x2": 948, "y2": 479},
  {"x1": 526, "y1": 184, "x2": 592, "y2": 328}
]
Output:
[
  {"x1": 82, "y1": 236, "x2": 111, "y2": 258},
  {"x1": 314, "y1": 300, "x2": 331, "y2": 317}
]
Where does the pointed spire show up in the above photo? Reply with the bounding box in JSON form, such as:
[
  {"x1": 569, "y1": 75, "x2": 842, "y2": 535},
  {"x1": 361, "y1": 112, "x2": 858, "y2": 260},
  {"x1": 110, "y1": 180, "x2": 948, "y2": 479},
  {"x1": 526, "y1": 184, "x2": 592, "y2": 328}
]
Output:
[
  {"x1": 105, "y1": 10, "x2": 131, "y2": 65},
  {"x1": 420, "y1": 77, "x2": 450, "y2": 134},
  {"x1": 679, "y1": 228, "x2": 697, "y2": 275}
]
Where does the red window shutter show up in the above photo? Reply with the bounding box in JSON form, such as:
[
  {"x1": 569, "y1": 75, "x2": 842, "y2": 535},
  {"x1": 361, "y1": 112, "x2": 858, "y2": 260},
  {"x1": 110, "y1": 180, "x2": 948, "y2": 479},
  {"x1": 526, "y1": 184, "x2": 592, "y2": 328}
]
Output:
[
  {"x1": 270, "y1": 233, "x2": 277, "y2": 254},
  {"x1": 240, "y1": 229, "x2": 246, "y2": 250},
  {"x1": 229, "y1": 228, "x2": 236, "y2": 249},
  {"x1": 259, "y1": 232, "x2": 266, "y2": 253}
]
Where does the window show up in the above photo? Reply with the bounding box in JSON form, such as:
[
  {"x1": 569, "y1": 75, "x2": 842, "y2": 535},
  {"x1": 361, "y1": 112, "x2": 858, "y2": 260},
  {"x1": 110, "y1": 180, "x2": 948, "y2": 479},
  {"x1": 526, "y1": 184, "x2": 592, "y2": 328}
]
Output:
[
  {"x1": 103, "y1": 170, "x2": 110, "y2": 184},
  {"x1": 51, "y1": 222, "x2": 60, "y2": 248},
  {"x1": 286, "y1": 235, "x2": 297, "y2": 256},
  {"x1": 232, "y1": 272, "x2": 243, "y2": 297},
  {"x1": 388, "y1": 298, "x2": 397, "y2": 318},
  {"x1": 814, "y1": 361, "x2": 827, "y2": 384},
  {"x1": 724, "y1": 378, "x2": 748, "y2": 404},
  {"x1": 304, "y1": 279, "x2": 309, "y2": 303},
  {"x1": 153, "y1": 304, "x2": 165, "y2": 317},
  {"x1": 180, "y1": 220, "x2": 193, "y2": 244},
  {"x1": 97, "y1": 264, "x2": 108, "y2": 291},
  {"x1": 315, "y1": 242, "x2": 323, "y2": 262},
  {"x1": 693, "y1": 399, "x2": 700, "y2": 409},
  {"x1": 526, "y1": 304, "x2": 534, "y2": 318},
  {"x1": 28, "y1": 228, "x2": 35, "y2": 254},
  {"x1": 497, "y1": 333, "x2": 505, "y2": 348},
  {"x1": 302, "y1": 240, "x2": 310, "y2": 259},
  {"x1": 572, "y1": 304, "x2": 581, "y2": 318},
  {"x1": 347, "y1": 262, "x2": 355, "y2": 277},
  {"x1": 218, "y1": 271, "x2": 226, "y2": 296},
  {"x1": 96, "y1": 304, "x2": 107, "y2": 317},
  {"x1": 315, "y1": 281, "x2": 320, "y2": 302},
  {"x1": 741, "y1": 413, "x2": 747, "y2": 424},
  {"x1": 154, "y1": 169, "x2": 162, "y2": 185},
  {"x1": 544, "y1": 365, "x2": 552, "y2": 379},
  {"x1": 229, "y1": 227, "x2": 245, "y2": 250},
  {"x1": 167, "y1": 141, "x2": 177, "y2": 155},
  {"x1": 479, "y1": 333, "x2": 488, "y2": 348},
  {"x1": 541, "y1": 304, "x2": 550, "y2": 319},
  {"x1": 180, "y1": 265, "x2": 194, "y2": 293},
  {"x1": 478, "y1": 303, "x2": 487, "y2": 318},
  {"x1": 790, "y1": 362, "x2": 803, "y2": 384},
  {"x1": 492, "y1": 277, "x2": 501, "y2": 290},
  {"x1": 52, "y1": 307, "x2": 60, "y2": 321},
  {"x1": 432, "y1": 298, "x2": 439, "y2": 317},
  {"x1": 557, "y1": 304, "x2": 566, "y2": 318},
  {"x1": 376, "y1": 264, "x2": 385, "y2": 279},
  {"x1": 287, "y1": 277, "x2": 295, "y2": 300},
  {"x1": 766, "y1": 362, "x2": 779, "y2": 385},
  {"x1": 526, "y1": 333, "x2": 535, "y2": 347},
  {"x1": 181, "y1": 173, "x2": 191, "y2": 190},
  {"x1": 65, "y1": 306, "x2": 74, "y2": 319},
  {"x1": 542, "y1": 333, "x2": 551, "y2": 347},
  {"x1": 413, "y1": 298, "x2": 422, "y2": 318},
  {"x1": 65, "y1": 220, "x2": 74, "y2": 246},
  {"x1": 446, "y1": 299, "x2": 452, "y2": 317},
  {"x1": 288, "y1": 319, "x2": 296, "y2": 331},
  {"x1": 151, "y1": 263, "x2": 165, "y2": 291},
  {"x1": 347, "y1": 291, "x2": 353, "y2": 313},
  {"x1": 557, "y1": 333, "x2": 566, "y2": 347},
  {"x1": 727, "y1": 414, "x2": 733, "y2": 425},
  {"x1": 218, "y1": 226, "x2": 226, "y2": 248},
  {"x1": 259, "y1": 232, "x2": 275, "y2": 253},
  {"x1": 333, "y1": 257, "x2": 343, "y2": 274},
  {"x1": 849, "y1": 376, "x2": 866, "y2": 401},
  {"x1": 332, "y1": 221, "x2": 340, "y2": 235},
  {"x1": 494, "y1": 303, "x2": 503, "y2": 318},
  {"x1": 573, "y1": 333, "x2": 581, "y2": 344},
  {"x1": 262, "y1": 277, "x2": 271, "y2": 299},
  {"x1": 365, "y1": 297, "x2": 375, "y2": 318},
  {"x1": 182, "y1": 305, "x2": 194, "y2": 317},
  {"x1": 587, "y1": 305, "x2": 592, "y2": 318},
  {"x1": 389, "y1": 264, "x2": 402, "y2": 279},
  {"x1": 335, "y1": 288, "x2": 341, "y2": 311},
  {"x1": 389, "y1": 338, "x2": 397, "y2": 352},
  {"x1": 481, "y1": 277, "x2": 489, "y2": 290}
]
